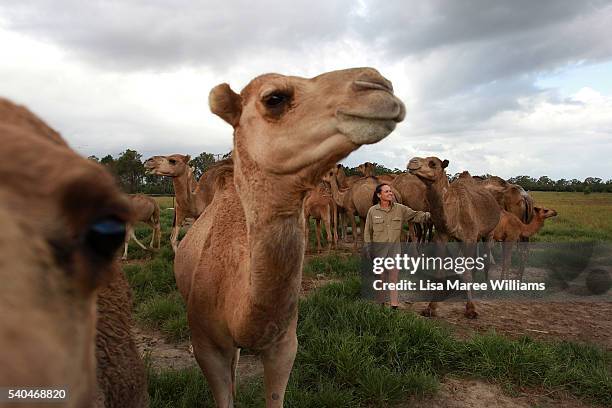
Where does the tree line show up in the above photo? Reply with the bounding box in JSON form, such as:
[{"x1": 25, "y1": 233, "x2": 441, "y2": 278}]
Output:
[{"x1": 89, "y1": 150, "x2": 612, "y2": 194}]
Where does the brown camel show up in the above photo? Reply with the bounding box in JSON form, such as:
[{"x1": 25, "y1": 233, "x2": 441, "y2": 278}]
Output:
[
  {"x1": 336, "y1": 163, "x2": 361, "y2": 188},
  {"x1": 493, "y1": 207, "x2": 558, "y2": 279},
  {"x1": 174, "y1": 68, "x2": 405, "y2": 407},
  {"x1": 145, "y1": 154, "x2": 235, "y2": 251},
  {"x1": 358, "y1": 161, "x2": 396, "y2": 183},
  {"x1": 122, "y1": 193, "x2": 161, "y2": 260},
  {"x1": 408, "y1": 157, "x2": 501, "y2": 318},
  {"x1": 473, "y1": 175, "x2": 534, "y2": 223},
  {"x1": 328, "y1": 165, "x2": 402, "y2": 249},
  {"x1": 0, "y1": 98, "x2": 148, "y2": 407},
  {"x1": 304, "y1": 181, "x2": 337, "y2": 252},
  {"x1": 391, "y1": 172, "x2": 432, "y2": 242},
  {"x1": 144, "y1": 154, "x2": 197, "y2": 251}
]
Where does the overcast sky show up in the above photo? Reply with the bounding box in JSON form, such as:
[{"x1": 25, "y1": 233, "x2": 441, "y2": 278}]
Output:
[{"x1": 1, "y1": 0, "x2": 611, "y2": 180}]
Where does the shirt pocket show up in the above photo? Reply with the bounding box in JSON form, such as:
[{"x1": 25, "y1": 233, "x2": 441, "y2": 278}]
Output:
[
  {"x1": 391, "y1": 217, "x2": 402, "y2": 230},
  {"x1": 373, "y1": 217, "x2": 384, "y2": 232}
]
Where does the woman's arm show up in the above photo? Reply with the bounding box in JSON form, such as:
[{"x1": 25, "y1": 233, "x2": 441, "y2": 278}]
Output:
[{"x1": 364, "y1": 208, "x2": 374, "y2": 243}]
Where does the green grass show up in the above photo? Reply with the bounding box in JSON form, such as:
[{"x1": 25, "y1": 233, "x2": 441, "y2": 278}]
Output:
[
  {"x1": 147, "y1": 279, "x2": 612, "y2": 407},
  {"x1": 530, "y1": 192, "x2": 612, "y2": 242}
]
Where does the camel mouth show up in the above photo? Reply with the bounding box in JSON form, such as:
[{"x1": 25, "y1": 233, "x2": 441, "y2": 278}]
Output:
[{"x1": 353, "y1": 80, "x2": 393, "y2": 93}]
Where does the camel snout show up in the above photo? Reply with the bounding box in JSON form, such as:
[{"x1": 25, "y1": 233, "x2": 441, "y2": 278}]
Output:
[{"x1": 407, "y1": 158, "x2": 422, "y2": 171}]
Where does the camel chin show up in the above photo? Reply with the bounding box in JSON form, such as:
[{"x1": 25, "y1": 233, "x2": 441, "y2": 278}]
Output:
[{"x1": 337, "y1": 115, "x2": 399, "y2": 145}]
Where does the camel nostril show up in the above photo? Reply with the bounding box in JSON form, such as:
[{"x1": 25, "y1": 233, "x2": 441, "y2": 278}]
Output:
[{"x1": 353, "y1": 73, "x2": 393, "y2": 93}]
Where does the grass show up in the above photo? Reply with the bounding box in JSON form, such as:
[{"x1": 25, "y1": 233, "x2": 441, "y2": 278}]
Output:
[
  {"x1": 147, "y1": 279, "x2": 612, "y2": 407},
  {"x1": 123, "y1": 194, "x2": 612, "y2": 407}
]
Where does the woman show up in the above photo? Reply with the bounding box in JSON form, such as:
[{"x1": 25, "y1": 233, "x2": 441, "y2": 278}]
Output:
[{"x1": 364, "y1": 183, "x2": 430, "y2": 308}]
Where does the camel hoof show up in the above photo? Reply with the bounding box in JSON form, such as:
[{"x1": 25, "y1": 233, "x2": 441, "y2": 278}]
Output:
[{"x1": 421, "y1": 308, "x2": 437, "y2": 318}]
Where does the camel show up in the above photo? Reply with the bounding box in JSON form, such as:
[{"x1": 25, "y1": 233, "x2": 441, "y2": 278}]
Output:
[
  {"x1": 0, "y1": 98, "x2": 148, "y2": 407},
  {"x1": 174, "y1": 67, "x2": 405, "y2": 407},
  {"x1": 122, "y1": 194, "x2": 161, "y2": 259},
  {"x1": 494, "y1": 207, "x2": 558, "y2": 279},
  {"x1": 391, "y1": 172, "x2": 432, "y2": 242},
  {"x1": 145, "y1": 154, "x2": 234, "y2": 251},
  {"x1": 144, "y1": 154, "x2": 197, "y2": 251},
  {"x1": 358, "y1": 161, "x2": 396, "y2": 183},
  {"x1": 304, "y1": 181, "x2": 337, "y2": 252},
  {"x1": 336, "y1": 163, "x2": 361, "y2": 188},
  {"x1": 408, "y1": 157, "x2": 501, "y2": 318}
]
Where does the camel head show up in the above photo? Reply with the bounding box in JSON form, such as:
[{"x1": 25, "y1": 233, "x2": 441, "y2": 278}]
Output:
[
  {"x1": 144, "y1": 154, "x2": 191, "y2": 177},
  {"x1": 534, "y1": 206, "x2": 558, "y2": 219},
  {"x1": 209, "y1": 68, "x2": 405, "y2": 183},
  {"x1": 358, "y1": 161, "x2": 376, "y2": 177},
  {"x1": 0, "y1": 98, "x2": 131, "y2": 406},
  {"x1": 407, "y1": 156, "x2": 449, "y2": 182}
]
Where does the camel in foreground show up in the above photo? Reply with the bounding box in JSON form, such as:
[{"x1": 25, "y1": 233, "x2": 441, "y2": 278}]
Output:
[
  {"x1": 304, "y1": 181, "x2": 337, "y2": 252},
  {"x1": 0, "y1": 98, "x2": 148, "y2": 407},
  {"x1": 122, "y1": 194, "x2": 161, "y2": 259},
  {"x1": 408, "y1": 157, "x2": 501, "y2": 318},
  {"x1": 174, "y1": 67, "x2": 405, "y2": 407},
  {"x1": 145, "y1": 154, "x2": 233, "y2": 251},
  {"x1": 493, "y1": 207, "x2": 558, "y2": 279}
]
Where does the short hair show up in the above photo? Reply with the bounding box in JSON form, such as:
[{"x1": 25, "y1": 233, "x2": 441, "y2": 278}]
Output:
[{"x1": 372, "y1": 183, "x2": 390, "y2": 205}]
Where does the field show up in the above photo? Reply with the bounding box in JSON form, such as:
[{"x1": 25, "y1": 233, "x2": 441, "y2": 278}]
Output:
[{"x1": 123, "y1": 192, "x2": 612, "y2": 407}]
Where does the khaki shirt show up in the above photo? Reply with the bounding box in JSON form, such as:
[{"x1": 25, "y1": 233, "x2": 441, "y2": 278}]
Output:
[{"x1": 364, "y1": 203, "x2": 430, "y2": 243}]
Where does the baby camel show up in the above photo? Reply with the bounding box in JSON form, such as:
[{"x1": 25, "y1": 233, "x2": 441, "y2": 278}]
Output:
[
  {"x1": 174, "y1": 68, "x2": 405, "y2": 407},
  {"x1": 122, "y1": 193, "x2": 161, "y2": 260},
  {"x1": 304, "y1": 181, "x2": 337, "y2": 252},
  {"x1": 493, "y1": 207, "x2": 558, "y2": 279}
]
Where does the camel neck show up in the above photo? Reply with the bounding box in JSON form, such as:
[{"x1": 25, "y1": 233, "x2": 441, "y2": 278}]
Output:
[
  {"x1": 172, "y1": 173, "x2": 196, "y2": 216},
  {"x1": 233, "y1": 148, "x2": 305, "y2": 314},
  {"x1": 425, "y1": 176, "x2": 449, "y2": 231},
  {"x1": 328, "y1": 174, "x2": 347, "y2": 207},
  {"x1": 520, "y1": 216, "x2": 544, "y2": 238}
]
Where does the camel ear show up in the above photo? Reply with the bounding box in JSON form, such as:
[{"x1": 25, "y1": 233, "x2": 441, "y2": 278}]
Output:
[
  {"x1": 534, "y1": 206, "x2": 541, "y2": 212},
  {"x1": 183, "y1": 155, "x2": 191, "y2": 163},
  {"x1": 442, "y1": 159, "x2": 449, "y2": 168},
  {"x1": 209, "y1": 83, "x2": 242, "y2": 127}
]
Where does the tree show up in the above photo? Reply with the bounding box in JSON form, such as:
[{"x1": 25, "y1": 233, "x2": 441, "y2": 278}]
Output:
[
  {"x1": 88, "y1": 155, "x2": 100, "y2": 162},
  {"x1": 189, "y1": 152, "x2": 216, "y2": 180},
  {"x1": 113, "y1": 149, "x2": 145, "y2": 193}
]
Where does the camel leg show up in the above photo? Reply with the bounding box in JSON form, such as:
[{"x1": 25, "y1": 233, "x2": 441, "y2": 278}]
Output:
[
  {"x1": 122, "y1": 224, "x2": 132, "y2": 260},
  {"x1": 330, "y1": 205, "x2": 338, "y2": 248},
  {"x1": 517, "y1": 237, "x2": 529, "y2": 281},
  {"x1": 130, "y1": 230, "x2": 149, "y2": 251},
  {"x1": 350, "y1": 212, "x2": 358, "y2": 250},
  {"x1": 193, "y1": 341, "x2": 236, "y2": 408},
  {"x1": 155, "y1": 223, "x2": 161, "y2": 249},
  {"x1": 170, "y1": 224, "x2": 180, "y2": 253},
  {"x1": 315, "y1": 219, "x2": 322, "y2": 253},
  {"x1": 501, "y1": 241, "x2": 513, "y2": 280},
  {"x1": 261, "y1": 320, "x2": 298, "y2": 408},
  {"x1": 461, "y1": 241, "x2": 478, "y2": 319},
  {"x1": 422, "y1": 233, "x2": 448, "y2": 318},
  {"x1": 408, "y1": 223, "x2": 416, "y2": 243},
  {"x1": 304, "y1": 215, "x2": 310, "y2": 252},
  {"x1": 322, "y1": 211, "x2": 333, "y2": 251}
]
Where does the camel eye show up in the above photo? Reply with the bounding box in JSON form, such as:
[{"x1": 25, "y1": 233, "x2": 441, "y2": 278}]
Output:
[
  {"x1": 428, "y1": 161, "x2": 436, "y2": 168},
  {"x1": 169, "y1": 159, "x2": 177, "y2": 165},
  {"x1": 264, "y1": 92, "x2": 289, "y2": 107},
  {"x1": 84, "y1": 217, "x2": 126, "y2": 260}
]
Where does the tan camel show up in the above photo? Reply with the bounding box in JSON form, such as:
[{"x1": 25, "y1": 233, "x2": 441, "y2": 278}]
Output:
[
  {"x1": 493, "y1": 207, "x2": 558, "y2": 279},
  {"x1": 174, "y1": 68, "x2": 405, "y2": 407},
  {"x1": 408, "y1": 157, "x2": 501, "y2": 318},
  {"x1": 144, "y1": 154, "x2": 197, "y2": 251},
  {"x1": 122, "y1": 193, "x2": 161, "y2": 260},
  {"x1": 358, "y1": 161, "x2": 396, "y2": 183},
  {"x1": 391, "y1": 172, "x2": 432, "y2": 242},
  {"x1": 0, "y1": 98, "x2": 148, "y2": 407},
  {"x1": 473, "y1": 175, "x2": 534, "y2": 223},
  {"x1": 304, "y1": 181, "x2": 337, "y2": 252}
]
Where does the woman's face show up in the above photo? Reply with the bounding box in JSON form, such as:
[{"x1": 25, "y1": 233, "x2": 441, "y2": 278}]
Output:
[{"x1": 378, "y1": 185, "x2": 394, "y2": 203}]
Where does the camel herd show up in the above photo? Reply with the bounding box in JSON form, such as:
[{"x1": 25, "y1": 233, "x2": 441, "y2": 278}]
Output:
[{"x1": 0, "y1": 67, "x2": 558, "y2": 408}]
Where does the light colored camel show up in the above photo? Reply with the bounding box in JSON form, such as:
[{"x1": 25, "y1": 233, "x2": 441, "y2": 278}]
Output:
[
  {"x1": 0, "y1": 97, "x2": 148, "y2": 407},
  {"x1": 493, "y1": 207, "x2": 557, "y2": 279},
  {"x1": 336, "y1": 163, "x2": 361, "y2": 188},
  {"x1": 408, "y1": 157, "x2": 501, "y2": 318},
  {"x1": 391, "y1": 172, "x2": 432, "y2": 242},
  {"x1": 174, "y1": 68, "x2": 405, "y2": 407},
  {"x1": 304, "y1": 181, "x2": 337, "y2": 252},
  {"x1": 358, "y1": 161, "x2": 397, "y2": 183},
  {"x1": 473, "y1": 175, "x2": 534, "y2": 223},
  {"x1": 122, "y1": 193, "x2": 161, "y2": 260},
  {"x1": 144, "y1": 154, "x2": 197, "y2": 251}
]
